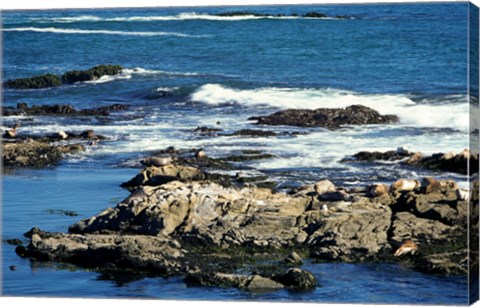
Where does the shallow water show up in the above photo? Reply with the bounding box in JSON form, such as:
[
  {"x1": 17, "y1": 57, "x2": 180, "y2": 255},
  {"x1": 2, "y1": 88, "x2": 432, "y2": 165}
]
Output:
[{"x1": 1, "y1": 2, "x2": 473, "y2": 304}]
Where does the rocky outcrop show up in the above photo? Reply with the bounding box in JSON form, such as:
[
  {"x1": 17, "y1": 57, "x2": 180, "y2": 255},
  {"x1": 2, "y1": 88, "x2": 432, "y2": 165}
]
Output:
[
  {"x1": 61, "y1": 65, "x2": 123, "y2": 84},
  {"x1": 3, "y1": 65, "x2": 124, "y2": 89},
  {"x1": 16, "y1": 171, "x2": 471, "y2": 292},
  {"x1": 249, "y1": 105, "x2": 398, "y2": 129},
  {"x1": 3, "y1": 102, "x2": 129, "y2": 117},
  {"x1": 2, "y1": 140, "x2": 85, "y2": 167},
  {"x1": 3, "y1": 74, "x2": 62, "y2": 89},
  {"x1": 344, "y1": 148, "x2": 478, "y2": 175}
]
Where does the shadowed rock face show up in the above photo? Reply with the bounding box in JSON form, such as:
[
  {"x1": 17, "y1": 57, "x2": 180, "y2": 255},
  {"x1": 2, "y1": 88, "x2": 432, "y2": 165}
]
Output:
[{"x1": 248, "y1": 105, "x2": 398, "y2": 129}]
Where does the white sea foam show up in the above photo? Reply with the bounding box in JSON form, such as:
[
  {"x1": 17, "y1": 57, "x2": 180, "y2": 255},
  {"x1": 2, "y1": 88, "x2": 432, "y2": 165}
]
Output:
[
  {"x1": 190, "y1": 84, "x2": 470, "y2": 131},
  {"x1": 2, "y1": 27, "x2": 207, "y2": 38},
  {"x1": 123, "y1": 67, "x2": 200, "y2": 76},
  {"x1": 28, "y1": 13, "x2": 336, "y2": 23}
]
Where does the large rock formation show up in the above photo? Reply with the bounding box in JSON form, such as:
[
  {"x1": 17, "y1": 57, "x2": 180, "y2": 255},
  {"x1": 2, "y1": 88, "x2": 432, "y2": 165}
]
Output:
[
  {"x1": 14, "y1": 151, "x2": 472, "y2": 291},
  {"x1": 249, "y1": 105, "x2": 398, "y2": 129}
]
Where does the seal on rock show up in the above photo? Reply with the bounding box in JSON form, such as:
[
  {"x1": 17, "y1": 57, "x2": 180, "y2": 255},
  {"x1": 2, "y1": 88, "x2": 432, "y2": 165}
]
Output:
[
  {"x1": 366, "y1": 184, "x2": 389, "y2": 197},
  {"x1": 420, "y1": 177, "x2": 442, "y2": 194},
  {"x1": 390, "y1": 179, "x2": 420, "y2": 192},
  {"x1": 58, "y1": 131, "x2": 68, "y2": 140},
  {"x1": 394, "y1": 239, "x2": 418, "y2": 256},
  {"x1": 3, "y1": 122, "x2": 20, "y2": 138},
  {"x1": 314, "y1": 179, "x2": 336, "y2": 195},
  {"x1": 141, "y1": 156, "x2": 173, "y2": 167}
]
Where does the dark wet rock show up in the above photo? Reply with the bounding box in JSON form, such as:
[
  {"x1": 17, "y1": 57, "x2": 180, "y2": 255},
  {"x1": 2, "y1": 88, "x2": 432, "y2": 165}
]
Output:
[
  {"x1": 61, "y1": 65, "x2": 123, "y2": 84},
  {"x1": 271, "y1": 268, "x2": 317, "y2": 290},
  {"x1": 215, "y1": 11, "x2": 272, "y2": 17},
  {"x1": 45, "y1": 209, "x2": 79, "y2": 217},
  {"x1": 3, "y1": 73, "x2": 62, "y2": 89},
  {"x1": 303, "y1": 12, "x2": 327, "y2": 18},
  {"x1": 229, "y1": 129, "x2": 278, "y2": 137},
  {"x1": 249, "y1": 105, "x2": 398, "y2": 129},
  {"x1": 2, "y1": 103, "x2": 129, "y2": 117},
  {"x1": 192, "y1": 126, "x2": 223, "y2": 136},
  {"x1": 405, "y1": 150, "x2": 478, "y2": 175},
  {"x1": 222, "y1": 153, "x2": 276, "y2": 162},
  {"x1": 185, "y1": 272, "x2": 248, "y2": 288},
  {"x1": 345, "y1": 149, "x2": 478, "y2": 175},
  {"x1": 9, "y1": 265, "x2": 17, "y2": 271},
  {"x1": 345, "y1": 150, "x2": 408, "y2": 162},
  {"x1": 214, "y1": 11, "x2": 350, "y2": 19},
  {"x1": 413, "y1": 249, "x2": 469, "y2": 275}
]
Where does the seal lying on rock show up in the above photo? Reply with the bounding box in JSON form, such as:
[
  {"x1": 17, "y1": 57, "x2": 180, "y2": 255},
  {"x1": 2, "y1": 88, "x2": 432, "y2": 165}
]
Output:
[
  {"x1": 366, "y1": 184, "x2": 389, "y2": 197},
  {"x1": 141, "y1": 156, "x2": 174, "y2": 167},
  {"x1": 390, "y1": 179, "x2": 420, "y2": 192},
  {"x1": 3, "y1": 122, "x2": 20, "y2": 139},
  {"x1": 394, "y1": 240, "x2": 418, "y2": 256}
]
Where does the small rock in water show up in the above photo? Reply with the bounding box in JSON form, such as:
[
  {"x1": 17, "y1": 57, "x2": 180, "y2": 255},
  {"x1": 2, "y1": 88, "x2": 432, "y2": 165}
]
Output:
[
  {"x1": 9, "y1": 265, "x2": 17, "y2": 271},
  {"x1": 80, "y1": 129, "x2": 96, "y2": 139},
  {"x1": 396, "y1": 146, "x2": 412, "y2": 156}
]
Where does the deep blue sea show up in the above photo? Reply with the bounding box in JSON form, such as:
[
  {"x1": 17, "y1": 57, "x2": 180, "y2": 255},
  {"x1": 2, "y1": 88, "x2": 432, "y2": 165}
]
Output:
[{"x1": 0, "y1": 2, "x2": 473, "y2": 304}]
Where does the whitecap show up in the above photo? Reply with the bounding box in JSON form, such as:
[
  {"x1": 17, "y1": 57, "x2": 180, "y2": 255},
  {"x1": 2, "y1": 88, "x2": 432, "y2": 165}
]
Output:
[
  {"x1": 2, "y1": 27, "x2": 208, "y2": 38},
  {"x1": 190, "y1": 84, "x2": 471, "y2": 131}
]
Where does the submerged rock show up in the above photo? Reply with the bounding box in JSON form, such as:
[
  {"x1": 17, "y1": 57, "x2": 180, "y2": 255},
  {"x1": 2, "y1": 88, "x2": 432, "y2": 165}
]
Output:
[{"x1": 249, "y1": 105, "x2": 398, "y2": 129}]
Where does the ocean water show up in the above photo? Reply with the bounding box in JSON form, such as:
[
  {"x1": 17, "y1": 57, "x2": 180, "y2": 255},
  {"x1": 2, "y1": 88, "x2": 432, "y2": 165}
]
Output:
[{"x1": 0, "y1": 2, "x2": 473, "y2": 304}]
